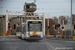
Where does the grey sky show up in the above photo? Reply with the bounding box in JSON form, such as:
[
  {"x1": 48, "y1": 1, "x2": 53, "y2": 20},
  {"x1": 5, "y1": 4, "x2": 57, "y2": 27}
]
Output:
[{"x1": 0, "y1": 0, "x2": 75, "y2": 18}]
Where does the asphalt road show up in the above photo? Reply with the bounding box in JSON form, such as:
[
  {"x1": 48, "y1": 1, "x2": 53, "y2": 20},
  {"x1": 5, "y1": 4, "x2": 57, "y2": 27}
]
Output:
[{"x1": 0, "y1": 38, "x2": 75, "y2": 50}]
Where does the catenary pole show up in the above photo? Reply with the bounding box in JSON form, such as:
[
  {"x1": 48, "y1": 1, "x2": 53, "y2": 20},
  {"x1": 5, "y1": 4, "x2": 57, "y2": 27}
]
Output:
[{"x1": 71, "y1": 0, "x2": 73, "y2": 38}]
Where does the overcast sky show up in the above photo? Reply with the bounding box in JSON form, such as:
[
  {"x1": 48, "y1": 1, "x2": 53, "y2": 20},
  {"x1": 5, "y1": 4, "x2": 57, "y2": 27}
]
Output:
[{"x1": 0, "y1": 0, "x2": 75, "y2": 18}]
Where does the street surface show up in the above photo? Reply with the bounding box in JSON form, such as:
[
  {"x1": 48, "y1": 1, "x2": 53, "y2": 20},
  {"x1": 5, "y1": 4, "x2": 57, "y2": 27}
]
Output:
[{"x1": 0, "y1": 38, "x2": 75, "y2": 50}]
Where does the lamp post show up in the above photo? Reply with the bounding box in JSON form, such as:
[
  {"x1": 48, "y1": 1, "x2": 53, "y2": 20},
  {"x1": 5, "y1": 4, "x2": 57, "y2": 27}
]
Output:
[
  {"x1": 71, "y1": 0, "x2": 73, "y2": 39},
  {"x1": 34, "y1": 0, "x2": 36, "y2": 3}
]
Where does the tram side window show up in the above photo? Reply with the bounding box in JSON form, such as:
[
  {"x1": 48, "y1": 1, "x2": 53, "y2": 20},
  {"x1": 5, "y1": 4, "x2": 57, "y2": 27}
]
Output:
[{"x1": 40, "y1": 24, "x2": 42, "y2": 31}]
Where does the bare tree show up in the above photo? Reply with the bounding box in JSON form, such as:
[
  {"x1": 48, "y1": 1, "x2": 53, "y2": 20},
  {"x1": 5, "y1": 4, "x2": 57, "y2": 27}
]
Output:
[
  {"x1": 59, "y1": 16, "x2": 67, "y2": 25},
  {"x1": 53, "y1": 17, "x2": 58, "y2": 24}
]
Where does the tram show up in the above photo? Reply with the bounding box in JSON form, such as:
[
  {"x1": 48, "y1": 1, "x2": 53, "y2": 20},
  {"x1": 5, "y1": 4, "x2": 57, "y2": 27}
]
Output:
[{"x1": 17, "y1": 20, "x2": 43, "y2": 40}]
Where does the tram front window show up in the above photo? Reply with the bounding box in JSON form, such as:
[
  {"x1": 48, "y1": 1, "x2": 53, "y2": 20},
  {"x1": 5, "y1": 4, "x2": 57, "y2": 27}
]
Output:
[{"x1": 28, "y1": 24, "x2": 42, "y2": 31}]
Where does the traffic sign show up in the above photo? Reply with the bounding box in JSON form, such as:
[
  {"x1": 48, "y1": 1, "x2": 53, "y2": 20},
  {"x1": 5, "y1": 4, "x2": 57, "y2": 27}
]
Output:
[
  {"x1": 57, "y1": 27, "x2": 61, "y2": 31},
  {"x1": 9, "y1": 27, "x2": 13, "y2": 30},
  {"x1": 17, "y1": 25, "x2": 21, "y2": 27},
  {"x1": 57, "y1": 27, "x2": 61, "y2": 34},
  {"x1": 57, "y1": 31, "x2": 60, "y2": 34}
]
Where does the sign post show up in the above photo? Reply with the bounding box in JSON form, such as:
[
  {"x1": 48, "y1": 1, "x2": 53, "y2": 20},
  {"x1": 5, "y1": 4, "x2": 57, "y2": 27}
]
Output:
[
  {"x1": 61, "y1": 20, "x2": 65, "y2": 39},
  {"x1": 9, "y1": 27, "x2": 13, "y2": 30},
  {"x1": 9, "y1": 27, "x2": 13, "y2": 35},
  {"x1": 47, "y1": 13, "x2": 50, "y2": 39},
  {"x1": 56, "y1": 23, "x2": 61, "y2": 39}
]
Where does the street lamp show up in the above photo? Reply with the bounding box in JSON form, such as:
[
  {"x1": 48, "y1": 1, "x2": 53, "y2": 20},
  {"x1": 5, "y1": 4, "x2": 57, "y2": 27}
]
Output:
[
  {"x1": 34, "y1": 0, "x2": 36, "y2": 3},
  {"x1": 71, "y1": 0, "x2": 73, "y2": 38}
]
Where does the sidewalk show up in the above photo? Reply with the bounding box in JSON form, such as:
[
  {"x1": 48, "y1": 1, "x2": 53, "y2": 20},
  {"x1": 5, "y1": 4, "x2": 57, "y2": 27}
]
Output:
[
  {"x1": 51, "y1": 38, "x2": 74, "y2": 41},
  {"x1": 44, "y1": 35, "x2": 75, "y2": 41},
  {"x1": 0, "y1": 36, "x2": 20, "y2": 41},
  {"x1": 45, "y1": 37, "x2": 75, "y2": 41}
]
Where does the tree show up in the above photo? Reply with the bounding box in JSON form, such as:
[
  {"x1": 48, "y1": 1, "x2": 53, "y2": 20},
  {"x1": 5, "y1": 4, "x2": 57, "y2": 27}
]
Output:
[
  {"x1": 59, "y1": 16, "x2": 67, "y2": 25},
  {"x1": 53, "y1": 17, "x2": 58, "y2": 24}
]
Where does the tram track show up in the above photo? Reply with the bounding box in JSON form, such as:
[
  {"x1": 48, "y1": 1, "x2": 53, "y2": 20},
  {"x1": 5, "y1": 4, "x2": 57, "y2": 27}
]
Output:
[
  {"x1": 25, "y1": 42, "x2": 31, "y2": 50},
  {"x1": 15, "y1": 39, "x2": 50, "y2": 50},
  {"x1": 25, "y1": 41, "x2": 40, "y2": 50}
]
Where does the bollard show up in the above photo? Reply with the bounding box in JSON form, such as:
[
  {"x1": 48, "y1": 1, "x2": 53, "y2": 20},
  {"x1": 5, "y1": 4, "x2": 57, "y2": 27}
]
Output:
[
  {"x1": 47, "y1": 31, "x2": 50, "y2": 39},
  {"x1": 56, "y1": 35, "x2": 58, "y2": 39},
  {"x1": 6, "y1": 31, "x2": 9, "y2": 36},
  {"x1": 12, "y1": 35, "x2": 14, "y2": 39},
  {"x1": 62, "y1": 31, "x2": 65, "y2": 39}
]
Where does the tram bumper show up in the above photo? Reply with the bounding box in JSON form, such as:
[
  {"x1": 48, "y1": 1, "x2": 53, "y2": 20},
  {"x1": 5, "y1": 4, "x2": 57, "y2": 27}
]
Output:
[{"x1": 26, "y1": 36, "x2": 43, "y2": 40}]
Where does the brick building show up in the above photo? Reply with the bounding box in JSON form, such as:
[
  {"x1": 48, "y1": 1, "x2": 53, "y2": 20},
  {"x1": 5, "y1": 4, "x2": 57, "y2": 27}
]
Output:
[
  {"x1": 45, "y1": 18, "x2": 55, "y2": 35},
  {"x1": 72, "y1": 14, "x2": 75, "y2": 24}
]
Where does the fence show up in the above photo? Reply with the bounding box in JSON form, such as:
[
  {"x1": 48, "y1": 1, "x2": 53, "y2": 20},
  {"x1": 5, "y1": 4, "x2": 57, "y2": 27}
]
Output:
[
  {"x1": 0, "y1": 35, "x2": 19, "y2": 40},
  {"x1": 54, "y1": 30, "x2": 73, "y2": 39}
]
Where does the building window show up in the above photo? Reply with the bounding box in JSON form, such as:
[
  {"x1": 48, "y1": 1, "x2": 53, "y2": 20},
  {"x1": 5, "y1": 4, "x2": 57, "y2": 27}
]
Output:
[{"x1": 30, "y1": 6, "x2": 33, "y2": 8}]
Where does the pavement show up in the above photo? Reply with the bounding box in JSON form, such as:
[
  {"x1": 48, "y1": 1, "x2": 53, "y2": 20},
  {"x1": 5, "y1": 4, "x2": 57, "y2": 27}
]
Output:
[
  {"x1": 0, "y1": 36, "x2": 20, "y2": 41},
  {"x1": 47, "y1": 38, "x2": 74, "y2": 41},
  {"x1": 43, "y1": 39, "x2": 75, "y2": 50},
  {"x1": 0, "y1": 37, "x2": 75, "y2": 50}
]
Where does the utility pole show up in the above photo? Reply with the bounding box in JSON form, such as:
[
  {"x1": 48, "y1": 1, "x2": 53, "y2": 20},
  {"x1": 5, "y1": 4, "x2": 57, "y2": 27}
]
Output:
[
  {"x1": 71, "y1": 0, "x2": 73, "y2": 38},
  {"x1": 48, "y1": 13, "x2": 49, "y2": 27},
  {"x1": 47, "y1": 13, "x2": 50, "y2": 39},
  {"x1": 34, "y1": 0, "x2": 36, "y2": 3}
]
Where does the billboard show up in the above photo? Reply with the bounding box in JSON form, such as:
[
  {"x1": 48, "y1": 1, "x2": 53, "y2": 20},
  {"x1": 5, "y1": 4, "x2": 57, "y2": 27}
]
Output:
[{"x1": 64, "y1": 25, "x2": 71, "y2": 31}]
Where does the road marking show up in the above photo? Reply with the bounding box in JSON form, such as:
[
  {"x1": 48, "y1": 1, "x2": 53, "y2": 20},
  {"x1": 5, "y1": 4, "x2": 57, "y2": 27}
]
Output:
[
  {"x1": 45, "y1": 41, "x2": 55, "y2": 50},
  {"x1": 65, "y1": 41, "x2": 75, "y2": 43},
  {"x1": 44, "y1": 41, "x2": 74, "y2": 50}
]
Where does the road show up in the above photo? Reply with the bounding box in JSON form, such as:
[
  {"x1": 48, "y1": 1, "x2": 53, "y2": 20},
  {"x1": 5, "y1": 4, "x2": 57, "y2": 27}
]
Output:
[{"x1": 0, "y1": 38, "x2": 75, "y2": 50}]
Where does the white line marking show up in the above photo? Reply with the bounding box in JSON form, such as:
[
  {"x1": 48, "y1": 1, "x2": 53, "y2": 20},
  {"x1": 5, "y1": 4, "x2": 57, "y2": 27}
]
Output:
[
  {"x1": 65, "y1": 41, "x2": 75, "y2": 43},
  {"x1": 45, "y1": 41, "x2": 55, "y2": 50}
]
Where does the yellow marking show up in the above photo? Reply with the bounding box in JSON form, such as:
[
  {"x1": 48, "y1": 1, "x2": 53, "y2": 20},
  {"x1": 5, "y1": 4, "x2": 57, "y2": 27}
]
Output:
[
  {"x1": 33, "y1": 31, "x2": 37, "y2": 35},
  {"x1": 0, "y1": 33, "x2": 5, "y2": 36},
  {"x1": 56, "y1": 35, "x2": 58, "y2": 39}
]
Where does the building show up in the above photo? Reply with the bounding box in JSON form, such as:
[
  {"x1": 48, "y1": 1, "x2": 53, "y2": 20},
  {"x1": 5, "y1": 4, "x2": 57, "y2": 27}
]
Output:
[
  {"x1": 0, "y1": 15, "x2": 6, "y2": 36},
  {"x1": 45, "y1": 18, "x2": 55, "y2": 35}
]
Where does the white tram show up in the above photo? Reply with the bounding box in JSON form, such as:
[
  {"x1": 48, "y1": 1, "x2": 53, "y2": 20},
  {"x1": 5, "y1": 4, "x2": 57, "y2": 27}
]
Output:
[{"x1": 17, "y1": 20, "x2": 43, "y2": 40}]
